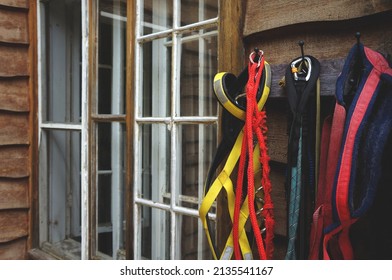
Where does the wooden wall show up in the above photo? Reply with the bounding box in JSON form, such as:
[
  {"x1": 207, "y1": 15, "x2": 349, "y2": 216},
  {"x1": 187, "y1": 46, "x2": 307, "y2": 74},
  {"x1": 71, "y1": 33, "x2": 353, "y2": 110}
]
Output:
[
  {"x1": 241, "y1": 0, "x2": 392, "y2": 259},
  {"x1": 0, "y1": 0, "x2": 35, "y2": 259}
]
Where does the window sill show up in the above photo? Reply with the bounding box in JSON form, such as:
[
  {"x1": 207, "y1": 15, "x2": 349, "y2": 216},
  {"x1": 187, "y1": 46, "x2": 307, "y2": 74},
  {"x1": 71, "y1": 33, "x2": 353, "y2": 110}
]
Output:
[{"x1": 28, "y1": 248, "x2": 59, "y2": 260}]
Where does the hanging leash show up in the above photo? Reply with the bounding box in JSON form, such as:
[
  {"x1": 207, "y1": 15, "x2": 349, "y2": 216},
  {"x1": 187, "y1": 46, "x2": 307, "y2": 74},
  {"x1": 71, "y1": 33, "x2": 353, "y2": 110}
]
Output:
[
  {"x1": 232, "y1": 50, "x2": 274, "y2": 260},
  {"x1": 199, "y1": 51, "x2": 273, "y2": 260},
  {"x1": 284, "y1": 52, "x2": 321, "y2": 259}
]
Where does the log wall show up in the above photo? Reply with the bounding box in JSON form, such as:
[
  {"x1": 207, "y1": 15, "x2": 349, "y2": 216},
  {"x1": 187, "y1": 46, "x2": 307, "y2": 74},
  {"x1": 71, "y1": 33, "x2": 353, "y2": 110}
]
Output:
[{"x1": 0, "y1": 0, "x2": 35, "y2": 260}]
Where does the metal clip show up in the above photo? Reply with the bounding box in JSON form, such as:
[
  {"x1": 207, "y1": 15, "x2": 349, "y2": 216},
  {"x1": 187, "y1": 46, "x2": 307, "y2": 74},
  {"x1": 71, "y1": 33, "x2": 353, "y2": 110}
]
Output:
[{"x1": 291, "y1": 56, "x2": 312, "y2": 81}]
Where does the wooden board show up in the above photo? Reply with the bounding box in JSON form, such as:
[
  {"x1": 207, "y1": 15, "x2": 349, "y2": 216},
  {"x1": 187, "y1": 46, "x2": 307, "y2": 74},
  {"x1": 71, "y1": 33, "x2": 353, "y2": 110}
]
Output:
[
  {"x1": 0, "y1": 9, "x2": 28, "y2": 44},
  {"x1": 0, "y1": 77, "x2": 29, "y2": 112},
  {"x1": 0, "y1": 45, "x2": 29, "y2": 77},
  {"x1": 244, "y1": 0, "x2": 392, "y2": 36},
  {"x1": 0, "y1": 178, "x2": 29, "y2": 210},
  {"x1": 0, "y1": 237, "x2": 27, "y2": 259},
  {"x1": 270, "y1": 163, "x2": 287, "y2": 237},
  {"x1": 265, "y1": 99, "x2": 288, "y2": 163},
  {"x1": 0, "y1": 0, "x2": 28, "y2": 9},
  {"x1": 244, "y1": 12, "x2": 392, "y2": 65},
  {"x1": 0, "y1": 210, "x2": 28, "y2": 243},
  {"x1": 0, "y1": 113, "x2": 29, "y2": 145},
  {"x1": 0, "y1": 146, "x2": 29, "y2": 178}
]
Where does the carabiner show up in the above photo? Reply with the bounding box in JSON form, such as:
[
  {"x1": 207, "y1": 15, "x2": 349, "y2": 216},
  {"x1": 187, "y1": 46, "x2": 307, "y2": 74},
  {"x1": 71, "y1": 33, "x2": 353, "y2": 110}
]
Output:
[{"x1": 291, "y1": 56, "x2": 312, "y2": 81}]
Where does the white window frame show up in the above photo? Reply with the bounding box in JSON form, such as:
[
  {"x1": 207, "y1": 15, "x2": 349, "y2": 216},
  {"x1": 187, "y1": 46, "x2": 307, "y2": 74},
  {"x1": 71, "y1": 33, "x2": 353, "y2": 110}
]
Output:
[
  {"x1": 37, "y1": 0, "x2": 90, "y2": 260},
  {"x1": 133, "y1": 0, "x2": 219, "y2": 260}
]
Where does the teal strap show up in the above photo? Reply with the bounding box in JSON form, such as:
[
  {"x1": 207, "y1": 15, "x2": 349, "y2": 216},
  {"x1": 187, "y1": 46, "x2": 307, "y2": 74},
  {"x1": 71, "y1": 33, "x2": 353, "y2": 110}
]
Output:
[{"x1": 285, "y1": 127, "x2": 302, "y2": 260}]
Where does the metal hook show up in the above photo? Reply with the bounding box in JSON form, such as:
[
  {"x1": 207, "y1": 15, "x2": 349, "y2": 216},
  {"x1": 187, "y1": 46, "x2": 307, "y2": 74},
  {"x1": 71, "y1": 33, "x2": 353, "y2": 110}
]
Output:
[{"x1": 298, "y1": 40, "x2": 305, "y2": 61}]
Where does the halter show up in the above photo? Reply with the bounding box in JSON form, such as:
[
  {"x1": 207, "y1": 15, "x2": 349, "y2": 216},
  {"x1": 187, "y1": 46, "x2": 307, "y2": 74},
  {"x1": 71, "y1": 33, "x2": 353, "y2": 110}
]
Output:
[
  {"x1": 199, "y1": 50, "x2": 274, "y2": 260},
  {"x1": 314, "y1": 43, "x2": 392, "y2": 259}
]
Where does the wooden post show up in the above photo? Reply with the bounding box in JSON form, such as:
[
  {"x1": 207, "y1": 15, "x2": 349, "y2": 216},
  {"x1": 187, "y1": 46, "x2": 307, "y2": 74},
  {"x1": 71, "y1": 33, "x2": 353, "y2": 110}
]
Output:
[{"x1": 216, "y1": 0, "x2": 245, "y2": 256}]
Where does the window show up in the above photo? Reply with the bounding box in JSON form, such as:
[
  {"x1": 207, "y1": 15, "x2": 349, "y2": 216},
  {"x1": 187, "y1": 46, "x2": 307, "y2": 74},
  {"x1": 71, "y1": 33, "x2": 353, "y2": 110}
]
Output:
[
  {"x1": 38, "y1": 0, "x2": 127, "y2": 259},
  {"x1": 37, "y1": 0, "x2": 218, "y2": 260},
  {"x1": 133, "y1": 0, "x2": 218, "y2": 259}
]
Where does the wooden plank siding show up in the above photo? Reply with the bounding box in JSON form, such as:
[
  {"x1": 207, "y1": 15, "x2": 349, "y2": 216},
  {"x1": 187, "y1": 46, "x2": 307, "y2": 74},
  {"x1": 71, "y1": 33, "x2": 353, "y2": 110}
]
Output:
[
  {"x1": 241, "y1": 0, "x2": 392, "y2": 258},
  {"x1": 0, "y1": 0, "x2": 33, "y2": 259}
]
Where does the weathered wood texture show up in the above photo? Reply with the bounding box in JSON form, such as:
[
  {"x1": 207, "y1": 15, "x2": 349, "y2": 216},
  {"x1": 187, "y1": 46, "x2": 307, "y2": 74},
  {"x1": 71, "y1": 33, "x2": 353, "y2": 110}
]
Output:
[
  {"x1": 0, "y1": 178, "x2": 29, "y2": 210},
  {"x1": 0, "y1": 0, "x2": 31, "y2": 260},
  {"x1": 266, "y1": 99, "x2": 288, "y2": 163},
  {"x1": 0, "y1": 0, "x2": 28, "y2": 9},
  {"x1": 0, "y1": 113, "x2": 29, "y2": 145},
  {"x1": 216, "y1": 0, "x2": 246, "y2": 254},
  {"x1": 0, "y1": 9, "x2": 28, "y2": 44},
  {"x1": 0, "y1": 238, "x2": 27, "y2": 259},
  {"x1": 0, "y1": 46, "x2": 29, "y2": 77},
  {"x1": 0, "y1": 146, "x2": 29, "y2": 178},
  {"x1": 0, "y1": 210, "x2": 29, "y2": 243},
  {"x1": 245, "y1": 12, "x2": 392, "y2": 65},
  {"x1": 0, "y1": 77, "x2": 29, "y2": 112},
  {"x1": 244, "y1": 0, "x2": 392, "y2": 36}
]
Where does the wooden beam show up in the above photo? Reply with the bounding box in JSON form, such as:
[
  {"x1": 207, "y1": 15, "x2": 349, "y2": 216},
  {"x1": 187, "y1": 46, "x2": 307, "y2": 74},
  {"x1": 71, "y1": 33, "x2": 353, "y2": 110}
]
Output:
[
  {"x1": 243, "y1": 0, "x2": 392, "y2": 36},
  {"x1": 216, "y1": 0, "x2": 245, "y2": 256},
  {"x1": 218, "y1": 0, "x2": 245, "y2": 73},
  {"x1": 244, "y1": 11, "x2": 392, "y2": 65},
  {"x1": 125, "y1": 0, "x2": 136, "y2": 260},
  {"x1": 0, "y1": 0, "x2": 28, "y2": 9}
]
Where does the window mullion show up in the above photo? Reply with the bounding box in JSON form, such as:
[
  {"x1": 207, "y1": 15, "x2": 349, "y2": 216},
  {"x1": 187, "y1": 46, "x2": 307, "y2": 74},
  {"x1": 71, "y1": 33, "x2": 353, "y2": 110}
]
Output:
[
  {"x1": 133, "y1": 0, "x2": 143, "y2": 260},
  {"x1": 170, "y1": 0, "x2": 181, "y2": 260},
  {"x1": 80, "y1": 0, "x2": 90, "y2": 260}
]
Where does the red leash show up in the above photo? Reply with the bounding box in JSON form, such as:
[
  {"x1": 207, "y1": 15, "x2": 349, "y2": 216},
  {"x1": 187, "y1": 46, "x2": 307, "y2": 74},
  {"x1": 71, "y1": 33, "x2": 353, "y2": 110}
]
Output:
[{"x1": 233, "y1": 52, "x2": 274, "y2": 260}]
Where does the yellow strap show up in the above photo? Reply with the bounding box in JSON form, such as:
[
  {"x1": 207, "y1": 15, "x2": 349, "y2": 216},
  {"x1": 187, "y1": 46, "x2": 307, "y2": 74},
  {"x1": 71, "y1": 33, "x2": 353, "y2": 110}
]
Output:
[
  {"x1": 200, "y1": 63, "x2": 271, "y2": 259},
  {"x1": 315, "y1": 79, "x2": 321, "y2": 194},
  {"x1": 213, "y1": 63, "x2": 271, "y2": 120}
]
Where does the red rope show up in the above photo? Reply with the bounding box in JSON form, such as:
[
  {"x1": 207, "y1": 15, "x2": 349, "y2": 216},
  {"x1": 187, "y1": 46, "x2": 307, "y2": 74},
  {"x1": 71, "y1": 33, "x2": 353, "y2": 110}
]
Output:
[{"x1": 232, "y1": 54, "x2": 274, "y2": 260}]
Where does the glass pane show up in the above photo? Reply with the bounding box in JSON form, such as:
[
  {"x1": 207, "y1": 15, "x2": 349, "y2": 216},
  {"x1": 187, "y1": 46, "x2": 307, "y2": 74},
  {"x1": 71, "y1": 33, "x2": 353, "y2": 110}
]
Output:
[
  {"x1": 43, "y1": 130, "x2": 81, "y2": 245},
  {"x1": 179, "y1": 215, "x2": 212, "y2": 259},
  {"x1": 45, "y1": 0, "x2": 81, "y2": 123},
  {"x1": 96, "y1": 122, "x2": 126, "y2": 258},
  {"x1": 179, "y1": 33, "x2": 218, "y2": 116},
  {"x1": 142, "y1": 0, "x2": 173, "y2": 36},
  {"x1": 141, "y1": 39, "x2": 171, "y2": 117},
  {"x1": 181, "y1": 0, "x2": 218, "y2": 26},
  {"x1": 178, "y1": 124, "x2": 217, "y2": 208},
  {"x1": 98, "y1": 0, "x2": 127, "y2": 115},
  {"x1": 141, "y1": 207, "x2": 170, "y2": 259},
  {"x1": 140, "y1": 124, "x2": 171, "y2": 201}
]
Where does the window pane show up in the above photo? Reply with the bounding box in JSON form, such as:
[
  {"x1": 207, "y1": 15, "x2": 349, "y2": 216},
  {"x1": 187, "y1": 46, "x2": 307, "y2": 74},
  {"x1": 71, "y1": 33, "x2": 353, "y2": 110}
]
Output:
[
  {"x1": 96, "y1": 122, "x2": 126, "y2": 258},
  {"x1": 98, "y1": 0, "x2": 126, "y2": 115},
  {"x1": 44, "y1": 0, "x2": 81, "y2": 123},
  {"x1": 178, "y1": 124, "x2": 217, "y2": 207},
  {"x1": 179, "y1": 33, "x2": 218, "y2": 116},
  {"x1": 140, "y1": 123, "x2": 170, "y2": 201},
  {"x1": 142, "y1": 0, "x2": 173, "y2": 36},
  {"x1": 140, "y1": 39, "x2": 171, "y2": 117},
  {"x1": 181, "y1": 0, "x2": 218, "y2": 26},
  {"x1": 42, "y1": 130, "x2": 81, "y2": 244},
  {"x1": 141, "y1": 207, "x2": 170, "y2": 259},
  {"x1": 179, "y1": 215, "x2": 213, "y2": 259}
]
